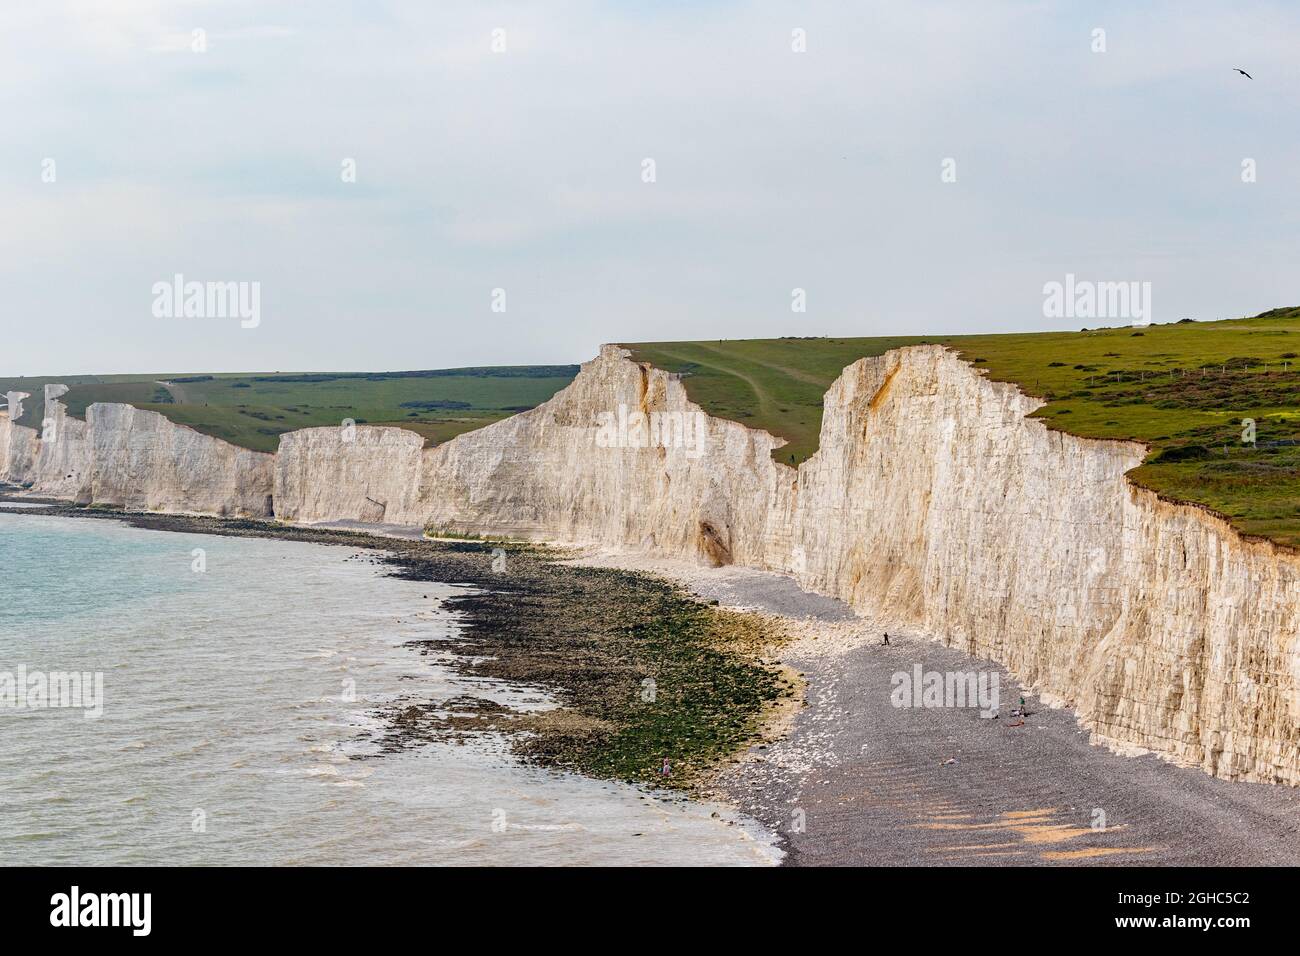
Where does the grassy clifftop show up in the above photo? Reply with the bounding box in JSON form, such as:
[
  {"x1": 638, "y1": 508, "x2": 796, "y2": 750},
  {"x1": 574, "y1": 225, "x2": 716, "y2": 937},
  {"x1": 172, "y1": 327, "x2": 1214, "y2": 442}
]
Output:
[
  {"x1": 0, "y1": 366, "x2": 578, "y2": 453},
  {"x1": 625, "y1": 311, "x2": 1300, "y2": 549}
]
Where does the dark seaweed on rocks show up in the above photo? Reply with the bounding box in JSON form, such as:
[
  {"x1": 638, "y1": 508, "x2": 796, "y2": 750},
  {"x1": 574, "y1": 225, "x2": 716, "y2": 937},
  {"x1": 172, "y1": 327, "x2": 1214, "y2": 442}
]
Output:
[{"x1": 385, "y1": 548, "x2": 796, "y2": 785}]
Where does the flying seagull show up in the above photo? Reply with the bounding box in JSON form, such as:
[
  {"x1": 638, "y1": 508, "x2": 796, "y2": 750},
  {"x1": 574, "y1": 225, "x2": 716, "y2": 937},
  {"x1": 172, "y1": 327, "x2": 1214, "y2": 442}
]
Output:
[{"x1": 1234, "y1": 67, "x2": 1253, "y2": 79}]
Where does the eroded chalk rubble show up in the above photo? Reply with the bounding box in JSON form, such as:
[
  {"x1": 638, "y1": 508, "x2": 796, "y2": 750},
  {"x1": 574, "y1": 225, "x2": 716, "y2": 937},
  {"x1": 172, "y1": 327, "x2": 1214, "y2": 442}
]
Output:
[{"x1": 3, "y1": 345, "x2": 1297, "y2": 785}]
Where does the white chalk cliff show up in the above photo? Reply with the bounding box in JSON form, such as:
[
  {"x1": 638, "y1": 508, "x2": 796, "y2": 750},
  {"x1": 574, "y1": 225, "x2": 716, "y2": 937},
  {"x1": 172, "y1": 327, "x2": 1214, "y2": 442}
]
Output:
[
  {"x1": 3, "y1": 345, "x2": 1297, "y2": 785},
  {"x1": 1, "y1": 391, "x2": 272, "y2": 516}
]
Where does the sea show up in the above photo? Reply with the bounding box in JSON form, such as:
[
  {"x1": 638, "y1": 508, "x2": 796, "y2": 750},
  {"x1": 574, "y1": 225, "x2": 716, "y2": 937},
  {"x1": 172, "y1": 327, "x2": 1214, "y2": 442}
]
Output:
[{"x1": 0, "y1": 510, "x2": 778, "y2": 866}]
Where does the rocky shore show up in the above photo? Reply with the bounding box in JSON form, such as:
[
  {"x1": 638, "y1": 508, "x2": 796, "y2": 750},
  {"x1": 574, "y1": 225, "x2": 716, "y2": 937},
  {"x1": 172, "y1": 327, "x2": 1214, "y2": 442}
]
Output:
[{"x1": 0, "y1": 497, "x2": 796, "y2": 793}]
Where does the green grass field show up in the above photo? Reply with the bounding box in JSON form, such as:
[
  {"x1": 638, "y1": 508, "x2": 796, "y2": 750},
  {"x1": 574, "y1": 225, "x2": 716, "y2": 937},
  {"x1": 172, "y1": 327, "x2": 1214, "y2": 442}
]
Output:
[
  {"x1": 625, "y1": 309, "x2": 1300, "y2": 549},
  {"x1": 0, "y1": 367, "x2": 578, "y2": 453}
]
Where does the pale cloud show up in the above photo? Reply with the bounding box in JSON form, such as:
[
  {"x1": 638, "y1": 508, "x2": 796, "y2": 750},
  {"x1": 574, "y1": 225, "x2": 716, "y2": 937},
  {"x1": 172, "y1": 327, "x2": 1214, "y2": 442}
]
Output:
[
  {"x1": 150, "y1": 26, "x2": 295, "y2": 53},
  {"x1": 2, "y1": 0, "x2": 1298, "y2": 375}
]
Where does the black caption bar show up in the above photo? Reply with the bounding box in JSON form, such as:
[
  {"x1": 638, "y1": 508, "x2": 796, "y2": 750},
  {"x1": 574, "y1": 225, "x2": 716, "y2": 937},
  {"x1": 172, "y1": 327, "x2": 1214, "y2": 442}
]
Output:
[{"x1": 0, "y1": 866, "x2": 1276, "y2": 943}]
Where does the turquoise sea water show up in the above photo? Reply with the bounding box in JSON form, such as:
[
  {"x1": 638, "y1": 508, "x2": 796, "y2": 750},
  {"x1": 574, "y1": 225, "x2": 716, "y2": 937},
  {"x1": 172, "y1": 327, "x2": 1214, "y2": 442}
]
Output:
[{"x1": 0, "y1": 512, "x2": 777, "y2": 866}]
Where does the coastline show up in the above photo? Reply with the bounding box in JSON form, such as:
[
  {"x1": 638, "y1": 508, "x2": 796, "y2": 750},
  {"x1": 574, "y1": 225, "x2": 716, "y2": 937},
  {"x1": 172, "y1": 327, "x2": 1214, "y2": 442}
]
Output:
[
  {"x1": 0, "y1": 506, "x2": 784, "y2": 865},
  {"x1": 0, "y1": 496, "x2": 796, "y2": 798}
]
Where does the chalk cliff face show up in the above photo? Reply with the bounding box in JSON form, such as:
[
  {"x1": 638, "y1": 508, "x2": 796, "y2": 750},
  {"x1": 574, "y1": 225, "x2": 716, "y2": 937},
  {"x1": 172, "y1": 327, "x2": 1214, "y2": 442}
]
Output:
[
  {"x1": 0, "y1": 392, "x2": 36, "y2": 482},
  {"x1": 1, "y1": 392, "x2": 273, "y2": 517},
  {"x1": 4, "y1": 346, "x2": 1297, "y2": 785},
  {"x1": 274, "y1": 426, "x2": 427, "y2": 525},
  {"x1": 786, "y1": 349, "x2": 1298, "y2": 786},
  {"x1": 85, "y1": 403, "x2": 274, "y2": 516},
  {"x1": 275, "y1": 344, "x2": 1297, "y2": 785},
  {"x1": 27, "y1": 385, "x2": 94, "y2": 502},
  {"x1": 272, "y1": 346, "x2": 787, "y2": 559},
  {"x1": 4, "y1": 390, "x2": 29, "y2": 422}
]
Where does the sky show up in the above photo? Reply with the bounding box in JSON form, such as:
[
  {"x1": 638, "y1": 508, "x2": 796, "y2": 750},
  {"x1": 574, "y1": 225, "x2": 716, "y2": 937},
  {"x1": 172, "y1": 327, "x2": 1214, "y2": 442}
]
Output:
[{"x1": 2, "y1": 0, "x2": 1297, "y2": 375}]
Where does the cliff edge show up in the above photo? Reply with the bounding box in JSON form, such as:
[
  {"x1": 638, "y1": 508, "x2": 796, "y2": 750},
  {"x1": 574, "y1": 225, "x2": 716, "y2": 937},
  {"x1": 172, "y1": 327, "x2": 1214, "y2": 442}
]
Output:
[{"x1": 4, "y1": 344, "x2": 1296, "y2": 786}]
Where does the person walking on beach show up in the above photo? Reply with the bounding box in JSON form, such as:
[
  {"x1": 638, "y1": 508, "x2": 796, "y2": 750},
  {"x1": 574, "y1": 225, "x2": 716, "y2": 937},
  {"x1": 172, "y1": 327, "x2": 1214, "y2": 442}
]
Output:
[{"x1": 882, "y1": 632, "x2": 890, "y2": 646}]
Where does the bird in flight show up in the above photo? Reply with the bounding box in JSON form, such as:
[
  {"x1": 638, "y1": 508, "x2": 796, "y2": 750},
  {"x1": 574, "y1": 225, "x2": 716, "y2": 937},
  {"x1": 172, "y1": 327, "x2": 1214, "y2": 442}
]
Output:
[{"x1": 1234, "y1": 67, "x2": 1253, "y2": 79}]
